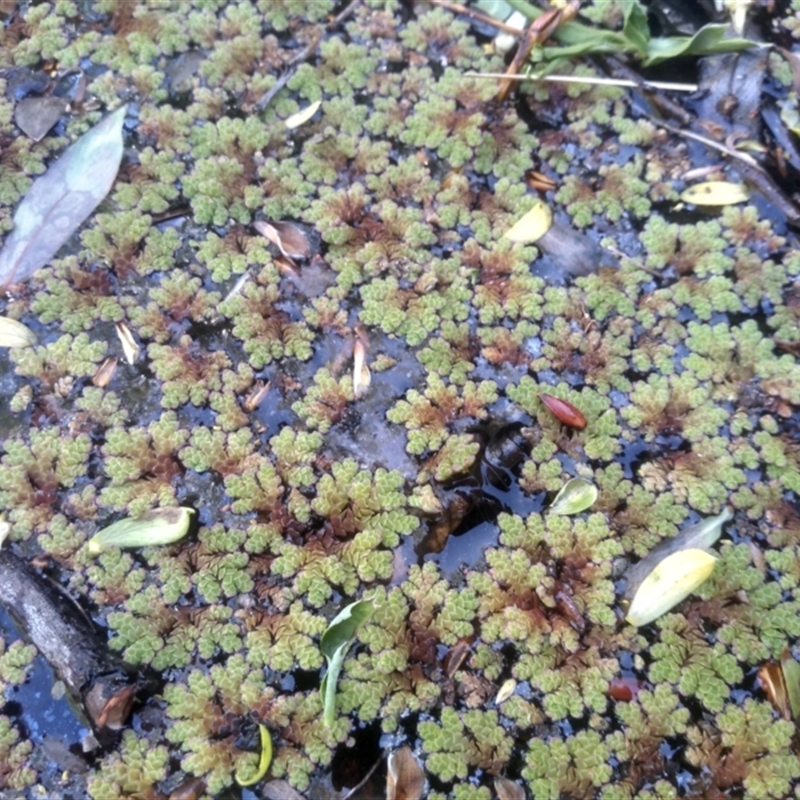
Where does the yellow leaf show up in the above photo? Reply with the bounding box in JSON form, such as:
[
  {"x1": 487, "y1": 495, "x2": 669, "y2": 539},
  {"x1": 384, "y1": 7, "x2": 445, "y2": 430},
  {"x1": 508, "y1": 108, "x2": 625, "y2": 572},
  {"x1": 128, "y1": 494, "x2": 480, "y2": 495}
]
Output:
[
  {"x1": 235, "y1": 723, "x2": 272, "y2": 787},
  {"x1": 285, "y1": 101, "x2": 322, "y2": 130},
  {"x1": 503, "y1": 200, "x2": 553, "y2": 243},
  {"x1": 0, "y1": 316, "x2": 36, "y2": 348},
  {"x1": 680, "y1": 181, "x2": 749, "y2": 206},
  {"x1": 626, "y1": 548, "x2": 717, "y2": 627}
]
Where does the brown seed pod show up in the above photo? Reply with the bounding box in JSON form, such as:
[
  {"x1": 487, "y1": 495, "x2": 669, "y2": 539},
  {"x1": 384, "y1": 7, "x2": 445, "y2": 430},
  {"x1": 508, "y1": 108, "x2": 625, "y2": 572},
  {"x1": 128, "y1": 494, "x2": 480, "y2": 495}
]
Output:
[{"x1": 538, "y1": 393, "x2": 587, "y2": 429}]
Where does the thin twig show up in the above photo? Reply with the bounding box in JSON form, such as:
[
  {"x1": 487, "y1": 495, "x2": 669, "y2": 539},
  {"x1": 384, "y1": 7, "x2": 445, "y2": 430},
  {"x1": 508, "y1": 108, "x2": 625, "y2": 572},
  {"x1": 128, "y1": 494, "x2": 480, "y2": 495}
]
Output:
[
  {"x1": 425, "y1": 0, "x2": 525, "y2": 35},
  {"x1": 254, "y1": 0, "x2": 361, "y2": 112},
  {"x1": 340, "y1": 751, "x2": 384, "y2": 800},
  {"x1": 465, "y1": 72, "x2": 698, "y2": 92}
]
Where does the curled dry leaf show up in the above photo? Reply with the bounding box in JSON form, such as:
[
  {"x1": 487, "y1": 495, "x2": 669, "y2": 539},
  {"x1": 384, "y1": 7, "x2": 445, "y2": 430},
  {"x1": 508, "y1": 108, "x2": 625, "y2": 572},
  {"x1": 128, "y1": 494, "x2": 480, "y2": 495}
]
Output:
[
  {"x1": 0, "y1": 316, "x2": 36, "y2": 348},
  {"x1": 115, "y1": 321, "x2": 140, "y2": 364},
  {"x1": 243, "y1": 381, "x2": 271, "y2": 413},
  {"x1": 353, "y1": 338, "x2": 371, "y2": 400},
  {"x1": 253, "y1": 220, "x2": 310, "y2": 260},
  {"x1": 503, "y1": 199, "x2": 553, "y2": 243},
  {"x1": 538, "y1": 392, "x2": 587, "y2": 429},
  {"x1": 759, "y1": 660, "x2": 791, "y2": 720},
  {"x1": 92, "y1": 357, "x2": 117, "y2": 388},
  {"x1": 625, "y1": 548, "x2": 717, "y2": 627},
  {"x1": 548, "y1": 477, "x2": 597, "y2": 515},
  {"x1": 680, "y1": 181, "x2": 750, "y2": 206},
  {"x1": 386, "y1": 747, "x2": 425, "y2": 800},
  {"x1": 494, "y1": 777, "x2": 526, "y2": 800},
  {"x1": 88, "y1": 507, "x2": 195, "y2": 554},
  {"x1": 284, "y1": 100, "x2": 321, "y2": 129},
  {"x1": 781, "y1": 646, "x2": 800, "y2": 722},
  {"x1": 0, "y1": 521, "x2": 9, "y2": 549}
]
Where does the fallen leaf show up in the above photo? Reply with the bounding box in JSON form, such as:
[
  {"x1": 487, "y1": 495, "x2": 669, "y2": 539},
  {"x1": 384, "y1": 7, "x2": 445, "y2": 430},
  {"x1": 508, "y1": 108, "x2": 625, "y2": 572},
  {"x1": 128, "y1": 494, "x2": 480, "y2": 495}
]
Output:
[
  {"x1": 285, "y1": 100, "x2": 322, "y2": 129},
  {"x1": 386, "y1": 747, "x2": 425, "y2": 800},
  {"x1": 549, "y1": 477, "x2": 597, "y2": 515},
  {"x1": 624, "y1": 508, "x2": 732, "y2": 601},
  {"x1": 758, "y1": 660, "x2": 791, "y2": 720},
  {"x1": 262, "y1": 780, "x2": 306, "y2": 800},
  {"x1": 625, "y1": 548, "x2": 717, "y2": 627},
  {"x1": 92, "y1": 357, "x2": 117, "y2": 388},
  {"x1": 15, "y1": 95, "x2": 67, "y2": 141},
  {"x1": 680, "y1": 181, "x2": 750, "y2": 206},
  {"x1": 0, "y1": 104, "x2": 127, "y2": 288},
  {"x1": 253, "y1": 220, "x2": 310, "y2": 260},
  {"x1": 235, "y1": 724, "x2": 272, "y2": 787},
  {"x1": 87, "y1": 507, "x2": 194, "y2": 554},
  {"x1": 494, "y1": 777, "x2": 526, "y2": 800},
  {"x1": 781, "y1": 646, "x2": 800, "y2": 722},
  {"x1": 495, "y1": 678, "x2": 517, "y2": 704},
  {"x1": 0, "y1": 316, "x2": 36, "y2": 348},
  {"x1": 503, "y1": 199, "x2": 552, "y2": 243}
]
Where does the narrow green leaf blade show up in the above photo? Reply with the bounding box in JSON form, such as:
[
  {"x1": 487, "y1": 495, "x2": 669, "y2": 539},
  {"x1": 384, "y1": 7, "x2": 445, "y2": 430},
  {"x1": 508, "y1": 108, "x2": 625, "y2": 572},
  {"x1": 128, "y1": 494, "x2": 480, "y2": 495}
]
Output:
[
  {"x1": 320, "y1": 599, "x2": 374, "y2": 661},
  {"x1": 320, "y1": 599, "x2": 374, "y2": 726}
]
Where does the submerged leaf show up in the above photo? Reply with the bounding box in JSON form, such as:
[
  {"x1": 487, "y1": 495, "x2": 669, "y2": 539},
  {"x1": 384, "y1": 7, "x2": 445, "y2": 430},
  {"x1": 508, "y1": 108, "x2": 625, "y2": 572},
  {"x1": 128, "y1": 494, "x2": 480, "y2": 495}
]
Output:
[
  {"x1": 386, "y1": 746, "x2": 425, "y2": 800},
  {"x1": 680, "y1": 181, "x2": 750, "y2": 207},
  {"x1": 15, "y1": 95, "x2": 67, "y2": 142},
  {"x1": 0, "y1": 104, "x2": 126, "y2": 287},
  {"x1": 253, "y1": 220, "x2": 310, "y2": 260},
  {"x1": 235, "y1": 724, "x2": 272, "y2": 787},
  {"x1": 625, "y1": 548, "x2": 717, "y2": 627},
  {"x1": 503, "y1": 199, "x2": 552, "y2": 243},
  {"x1": 88, "y1": 507, "x2": 195, "y2": 554},
  {"x1": 0, "y1": 316, "x2": 36, "y2": 348},
  {"x1": 780, "y1": 647, "x2": 800, "y2": 722},
  {"x1": 320, "y1": 599, "x2": 374, "y2": 726},
  {"x1": 549, "y1": 477, "x2": 597, "y2": 515}
]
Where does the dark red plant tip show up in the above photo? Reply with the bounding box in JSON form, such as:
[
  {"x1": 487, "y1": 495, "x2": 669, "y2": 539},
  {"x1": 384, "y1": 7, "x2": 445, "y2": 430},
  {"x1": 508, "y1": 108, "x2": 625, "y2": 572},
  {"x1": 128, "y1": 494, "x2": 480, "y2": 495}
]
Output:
[{"x1": 538, "y1": 393, "x2": 587, "y2": 429}]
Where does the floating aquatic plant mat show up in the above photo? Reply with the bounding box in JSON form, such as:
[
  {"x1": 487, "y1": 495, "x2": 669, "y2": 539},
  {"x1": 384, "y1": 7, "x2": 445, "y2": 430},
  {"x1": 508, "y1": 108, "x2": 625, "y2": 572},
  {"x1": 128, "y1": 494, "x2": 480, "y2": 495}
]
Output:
[{"x1": 1, "y1": 1, "x2": 800, "y2": 798}]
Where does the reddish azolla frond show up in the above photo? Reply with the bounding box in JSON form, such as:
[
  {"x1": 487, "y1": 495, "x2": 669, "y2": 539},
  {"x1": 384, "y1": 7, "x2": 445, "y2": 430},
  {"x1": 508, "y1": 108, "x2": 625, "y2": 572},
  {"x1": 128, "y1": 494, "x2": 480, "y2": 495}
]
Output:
[{"x1": 539, "y1": 393, "x2": 587, "y2": 429}]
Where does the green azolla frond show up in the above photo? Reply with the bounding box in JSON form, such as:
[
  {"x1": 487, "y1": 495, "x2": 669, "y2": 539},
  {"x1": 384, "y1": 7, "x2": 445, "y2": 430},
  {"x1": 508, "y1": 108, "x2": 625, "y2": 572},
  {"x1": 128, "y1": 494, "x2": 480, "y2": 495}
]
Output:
[
  {"x1": 269, "y1": 427, "x2": 321, "y2": 488},
  {"x1": 0, "y1": 714, "x2": 35, "y2": 791},
  {"x1": 87, "y1": 730, "x2": 168, "y2": 800},
  {"x1": 0, "y1": 640, "x2": 36, "y2": 692},
  {"x1": 246, "y1": 601, "x2": 326, "y2": 672},
  {"x1": 191, "y1": 524, "x2": 253, "y2": 603},
  {"x1": 11, "y1": 332, "x2": 106, "y2": 383},
  {"x1": 523, "y1": 730, "x2": 612, "y2": 800},
  {"x1": 649, "y1": 616, "x2": 742, "y2": 712}
]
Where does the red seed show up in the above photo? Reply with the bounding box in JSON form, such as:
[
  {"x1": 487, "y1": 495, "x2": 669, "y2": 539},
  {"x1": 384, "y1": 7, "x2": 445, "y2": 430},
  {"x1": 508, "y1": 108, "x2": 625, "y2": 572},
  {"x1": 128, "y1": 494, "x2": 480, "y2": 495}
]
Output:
[
  {"x1": 538, "y1": 393, "x2": 587, "y2": 429},
  {"x1": 607, "y1": 676, "x2": 643, "y2": 702}
]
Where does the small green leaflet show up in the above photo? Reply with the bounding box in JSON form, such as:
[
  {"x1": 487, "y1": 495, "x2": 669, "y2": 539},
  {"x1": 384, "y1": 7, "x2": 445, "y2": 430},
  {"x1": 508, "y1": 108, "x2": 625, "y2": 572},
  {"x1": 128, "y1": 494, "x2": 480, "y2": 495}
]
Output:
[
  {"x1": 548, "y1": 477, "x2": 597, "y2": 515},
  {"x1": 320, "y1": 599, "x2": 374, "y2": 726}
]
